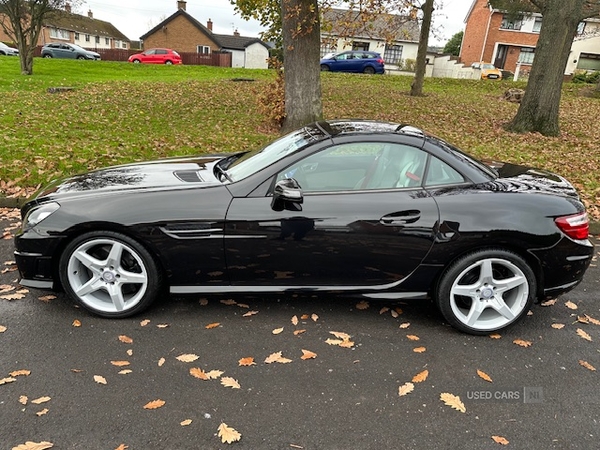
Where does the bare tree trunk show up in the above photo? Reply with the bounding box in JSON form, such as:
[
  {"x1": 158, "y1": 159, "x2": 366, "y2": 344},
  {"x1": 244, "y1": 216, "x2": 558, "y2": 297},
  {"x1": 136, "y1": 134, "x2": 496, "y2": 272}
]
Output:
[
  {"x1": 281, "y1": 0, "x2": 323, "y2": 133},
  {"x1": 410, "y1": 0, "x2": 434, "y2": 97},
  {"x1": 506, "y1": 0, "x2": 581, "y2": 136}
]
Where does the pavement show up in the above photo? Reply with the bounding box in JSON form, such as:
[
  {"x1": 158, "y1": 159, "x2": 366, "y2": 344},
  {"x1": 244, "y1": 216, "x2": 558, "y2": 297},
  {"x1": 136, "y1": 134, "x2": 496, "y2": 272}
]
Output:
[{"x1": 0, "y1": 210, "x2": 599, "y2": 450}]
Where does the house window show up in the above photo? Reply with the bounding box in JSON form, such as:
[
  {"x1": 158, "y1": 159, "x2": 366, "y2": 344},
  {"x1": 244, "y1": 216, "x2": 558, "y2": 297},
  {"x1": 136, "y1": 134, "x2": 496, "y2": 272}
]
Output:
[
  {"x1": 197, "y1": 45, "x2": 211, "y2": 54},
  {"x1": 577, "y1": 22, "x2": 586, "y2": 35},
  {"x1": 85, "y1": 34, "x2": 90, "y2": 42},
  {"x1": 74, "y1": 32, "x2": 80, "y2": 40},
  {"x1": 518, "y1": 47, "x2": 535, "y2": 65},
  {"x1": 105, "y1": 37, "x2": 110, "y2": 45},
  {"x1": 533, "y1": 18, "x2": 542, "y2": 33},
  {"x1": 122, "y1": 42, "x2": 127, "y2": 49},
  {"x1": 384, "y1": 44, "x2": 403, "y2": 65},
  {"x1": 500, "y1": 15, "x2": 523, "y2": 30},
  {"x1": 352, "y1": 41, "x2": 369, "y2": 51},
  {"x1": 95, "y1": 36, "x2": 100, "y2": 44},
  {"x1": 49, "y1": 28, "x2": 70, "y2": 40}
]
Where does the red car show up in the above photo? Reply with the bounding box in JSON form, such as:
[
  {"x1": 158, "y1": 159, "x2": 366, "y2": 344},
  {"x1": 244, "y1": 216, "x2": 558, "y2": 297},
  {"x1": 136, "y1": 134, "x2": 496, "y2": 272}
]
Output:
[{"x1": 128, "y1": 48, "x2": 182, "y2": 65}]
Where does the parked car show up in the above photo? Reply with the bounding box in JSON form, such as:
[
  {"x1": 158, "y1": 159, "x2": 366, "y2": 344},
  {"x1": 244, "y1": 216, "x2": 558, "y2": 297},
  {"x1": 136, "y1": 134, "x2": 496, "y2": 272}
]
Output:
[
  {"x1": 320, "y1": 51, "x2": 385, "y2": 74},
  {"x1": 471, "y1": 62, "x2": 502, "y2": 80},
  {"x1": 0, "y1": 42, "x2": 19, "y2": 56},
  {"x1": 41, "y1": 43, "x2": 101, "y2": 60},
  {"x1": 128, "y1": 48, "x2": 182, "y2": 65},
  {"x1": 14, "y1": 120, "x2": 593, "y2": 335}
]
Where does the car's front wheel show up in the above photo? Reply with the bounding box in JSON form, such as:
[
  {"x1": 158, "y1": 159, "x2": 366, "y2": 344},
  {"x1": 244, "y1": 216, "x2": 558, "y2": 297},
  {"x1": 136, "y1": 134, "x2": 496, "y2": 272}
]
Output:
[
  {"x1": 43, "y1": 54, "x2": 52, "y2": 58},
  {"x1": 320, "y1": 64, "x2": 330, "y2": 71},
  {"x1": 436, "y1": 249, "x2": 535, "y2": 335},
  {"x1": 165, "y1": 60, "x2": 173, "y2": 65},
  {"x1": 77, "y1": 55, "x2": 85, "y2": 60},
  {"x1": 59, "y1": 231, "x2": 162, "y2": 318}
]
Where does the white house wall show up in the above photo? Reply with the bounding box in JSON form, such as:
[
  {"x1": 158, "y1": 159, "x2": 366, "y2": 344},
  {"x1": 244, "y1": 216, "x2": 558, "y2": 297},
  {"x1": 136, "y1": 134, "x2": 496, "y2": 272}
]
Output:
[
  {"x1": 229, "y1": 50, "x2": 246, "y2": 68},
  {"x1": 329, "y1": 37, "x2": 419, "y2": 65},
  {"x1": 243, "y1": 42, "x2": 269, "y2": 69}
]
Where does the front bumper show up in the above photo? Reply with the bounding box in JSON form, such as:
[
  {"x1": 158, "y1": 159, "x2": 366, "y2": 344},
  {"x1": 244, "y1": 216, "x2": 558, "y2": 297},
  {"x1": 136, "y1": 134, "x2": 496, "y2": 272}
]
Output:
[{"x1": 14, "y1": 250, "x2": 55, "y2": 289}]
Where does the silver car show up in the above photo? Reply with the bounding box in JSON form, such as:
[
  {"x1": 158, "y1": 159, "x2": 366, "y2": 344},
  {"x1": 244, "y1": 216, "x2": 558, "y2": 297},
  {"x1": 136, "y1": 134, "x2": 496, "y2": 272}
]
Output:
[
  {"x1": 41, "y1": 43, "x2": 100, "y2": 60},
  {"x1": 0, "y1": 42, "x2": 19, "y2": 56}
]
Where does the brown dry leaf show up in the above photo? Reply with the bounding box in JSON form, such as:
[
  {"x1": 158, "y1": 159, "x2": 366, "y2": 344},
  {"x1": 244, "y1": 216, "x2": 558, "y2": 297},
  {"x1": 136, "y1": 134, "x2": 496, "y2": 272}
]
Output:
[
  {"x1": 440, "y1": 392, "x2": 466, "y2": 413},
  {"x1": 94, "y1": 375, "x2": 107, "y2": 385},
  {"x1": 265, "y1": 351, "x2": 283, "y2": 364},
  {"x1": 11, "y1": 442, "x2": 54, "y2": 450},
  {"x1": 10, "y1": 369, "x2": 30, "y2": 377},
  {"x1": 190, "y1": 367, "x2": 209, "y2": 380},
  {"x1": 0, "y1": 324, "x2": 6, "y2": 333},
  {"x1": 126, "y1": 349, "x2": 133, "y2": 356},
  {"x1": 199, "y1": 298, "x2": 209, "y2": 306},
  {"x1": 0, "y1": 377, "x2": 16, "y2": 385},
  {"x1": 338, "y1": 340, "x2": 355, "y2": 348},
  {"x1": 70, "y1": 369, "x2": 83, "y2": 373},
  {"x1": 0, "y1": 293, "x2": 25, "y2": 300},
  {"x1": 156, "y1": 323, "x2": 169, "y2": 328},
  {"x1": 577, "y1": 315, "x2": 589, "y2": 324},
  {"x1": 551, "y1": 323, "x2": 565, "y2": 329},
  {"x1": 220, "y1": 299, "x2": 237, "y2": 306},
  {"x1": 72, "y1": 319, "x2": 82, "y2": 327},
  {"x1": 399, "y1": 322, "x2": 410, "y2": 329},
  {"x1": 243, "y1": 310, "x2": 258, "y2": 317},
  {"x1": 390, "y1": 309, "x2": 399, "y2": 318},
  {"x1": 221, "y1": 377, "x2": 241, "y2": 389},
  {"x1": 19, "y1": 395, "x2": 28, "y2": 405},
  {"x1": 395, "y1": 307, "x2": 403, "y2": 315},
  {"x1": 300, "y1": 314, "x2": 309, "y2": 320},
  {"x1": 301, "y1": 349, "x2": 317, "y2": 360},
  {"x1": 38, "y1": 295, "x2": 55, "y2": 303},
  {"x1": 406, "y1": 335, "x2": 420, "y2": 341},
  {"x1": 206, "y1": 370, "x2": 224, "y2": 379},
  {"x1": 565, "y1": 301, "x2": 578, "y2": 310},
  {"x1": 180, "y1": 419, "x2": 192, "y2": 426},
  {"x1": 205, "y1": 322, "x2": 220, "y2": 329},
  {"x1": 118, "y1": 335, "x2": 133, "y2": 344},
  {"x1": 115, "y1": 445, "x2": 128, "y2": 450},
  {"x1": 330, "y1": 331, "x2": 351, "y2": 340},
  {"x1": 541, "y1": 298, "x2": 557, "y2": 307},
  {"x1": 477, "y1": 369, "x2": 493, "y2": 383},
  {"x1": 291, "y1": 315, "x2": 298, "y2": 325},
  {"x1": 513, "y1": 339, "x2": 532, "y2": 347},
  {"x1": 31, "y1": 396, "x2": 51, "y2": 404},
  {"x1": 158, "y1": 357, "x2": 165, "y2": 367},
  {"x1": 218, "y1": 422, "x2": 242, "y2": 444},
  {"x1": 272, "y1": 327, "x2": 284, "y2": 335},
  {"x1": 379, "y1": 307, "x2": 390, "y2": 314},
  {"x1": 311, "y1": 314, "x2": 319, "y2": 322},
  {"x1": 577, "y1": 328, "x2": 592, "y2": 342},
  {"x1": 579, "y1": 360, "x2": 596, "y2": 371},
  {"x1": 36, "y1": 408, "x2": 49, "y2": 417},
  {"x1": 491, "y1": 435, "x2": 509, "y2": 445},
  {"x1": 118, "y1": 369, "x2": 132, "y2": 375},
  {"x1": 293, "y1": 329, "x2": 306, "y2": 336},
  {"x1": 325, "y1": 338, "x2": 343, "y2": 346},
  {"x1": 176, "y1": 353, "x2": 200, "y2": 363},
  {"x1": 140, "y1": 319, "x2": 151, "y2": 326},
  {"x1": 585, "y1": 315, "x2": 600, "y2": 326},
  {"x1": 110, "y1": 361, "x2": 130, "y2": 367},
  {"x1": 356, "y1": 300, "x2": 369, "y2": 310},
  {"x1": 398, "y1": 382, "x2": 415, "y2": 396},
  {"x1": 239, "y1": 357, "x2": 256, "y2": 366},
  {"x1": 413, "y1": 347, "x2": 426, "y2": 353},
  {"x1": 0, "y1": 284, "x2": 13, "y2": 292},
  {"x1": 143, "y1": 399, "x2": 165, "y2": 409},
  {"x1": 412, "y1": 370, "x2": 429, "y2": 383},
  {"x1": 489, "y1": 333, "x2": 502, "y2": 339}
]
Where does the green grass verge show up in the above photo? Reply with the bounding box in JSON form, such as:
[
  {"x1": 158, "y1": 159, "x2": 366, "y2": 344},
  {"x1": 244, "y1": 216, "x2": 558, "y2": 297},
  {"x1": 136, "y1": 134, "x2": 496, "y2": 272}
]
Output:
[{"x1": 0, "y1": 57, "x2": 598, "y2": 220}]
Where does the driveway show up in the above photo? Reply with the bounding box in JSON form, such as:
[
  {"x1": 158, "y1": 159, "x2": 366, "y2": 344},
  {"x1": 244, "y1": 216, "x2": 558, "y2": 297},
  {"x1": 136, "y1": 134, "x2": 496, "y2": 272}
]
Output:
[{"x1": 1, "y1": 208, "x2": 598, "y2": 449}]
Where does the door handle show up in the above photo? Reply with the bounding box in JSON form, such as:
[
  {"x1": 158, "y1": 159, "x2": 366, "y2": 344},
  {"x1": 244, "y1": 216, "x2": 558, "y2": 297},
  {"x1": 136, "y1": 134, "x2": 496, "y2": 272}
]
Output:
[{"x1": 380, "y1": 210, "x2": 421, "y2": 225}]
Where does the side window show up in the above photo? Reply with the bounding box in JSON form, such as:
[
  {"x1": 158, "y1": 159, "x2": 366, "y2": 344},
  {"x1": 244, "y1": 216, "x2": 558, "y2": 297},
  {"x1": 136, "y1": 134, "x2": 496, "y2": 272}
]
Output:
[
  {"x1": 276, "y1": 142, "x2": 428, "y2": 192},
  {"x1": 424, "y1": 156, "x2": 465, "y2": 186}
]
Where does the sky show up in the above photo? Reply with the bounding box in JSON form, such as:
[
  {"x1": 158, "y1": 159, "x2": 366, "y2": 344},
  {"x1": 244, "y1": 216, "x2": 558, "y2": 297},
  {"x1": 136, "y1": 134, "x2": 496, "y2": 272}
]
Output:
[{"x1": 83, "y1": 0, "x2": 470, "y2": 46}]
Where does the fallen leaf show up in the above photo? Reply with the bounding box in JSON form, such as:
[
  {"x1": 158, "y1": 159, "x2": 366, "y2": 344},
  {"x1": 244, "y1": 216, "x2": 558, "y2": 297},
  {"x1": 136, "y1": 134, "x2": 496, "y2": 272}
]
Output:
[
  {"x1": 221, "y1": 377, "x2": 240, "y2": 389},
  {"x1": 31, "y1": 396, "x2": 51, "y2": 404},
  {"x1": 180, "y1": 419, "x2": 192, "y2": 426},
  {"x1": 72, "y1": 319, "x2": 81, "y2": 327},
  {"x1": 156, "y1": 324, "x2": 169, "y2": 328},
  {"x1": 293, "y1": 329, "x2": 306, "y2": 336},
  {"x1": 217, "y1": 422, "x2": 242, "y2": 444},
  {"x1": 540, "y1": 299, "x2": 557, "y2": 307},
  {"x1": 118, "y1": 369, "x2": 132, "y2": 375},
  {"x1": 477, "y1": 369, "x2": 493, "y2": 383},
  {"x1": 176, "y1": 354, "x2": 199, "y2": 362},
  {"x1": 110, "y1": 361, "x2": 130, "y2": 367},
  {"x1": 94, "y1": 375, "x2": 107, "y2": 385},
  {"x1": 413, "y1": 347, "x2": 426, "y2": 353},
  {"x1": 394, "y1": 307, "x2": 403, "y2": 315},
  {"x1": 491, "y1": 435, "x2": 509, "y2": 445},
  {"x1": 579, "y1": 360, "x2": 596, "y2": 371},
  {"x1": 0, "y1": 377, "x2": 16, "y2": 385},
  {"x1": 412, "y1": 370, "x2": 429, "y2": 383},
  {"x1": 338, "y1": 340, "x2": 355, "y2": 348},
  {"x1": 143, "y1": 399, "x2": 165, "y2": 409},
  {"x1": 38, "y1": 295, "x2": 55, "y2": 303},
  {"x1": 206, "y1": 370, "x2": 224, "y2": 379},
  {"x1": 239, "y1": 357, "x2": 256, "y2": 366},
  {"x1": 440, "y1": 392, "x2": 466, "y2": 413},
  {"x1": 190, "y1": 368, "x2": 209, "y2": 380},
  {"x1": 220, "y1": 299, "x2": 237, "y2": 306},
  {"x1": 513, "y1": 339, "x2": 532, "y2": 347},
  {"x1": 12, "y1": 442, "x2": 54, "y2": 450},
  {"x1": 489, "y1": 333, "x2": 501, "y2": 339},
  {"x1": 237, "y1": 303, "x2": 250, "y2": 309},
  {"x1": 158, "y1": 357, "x2": 165, "y2": 367},
  {"x1": 311, "y1": 314, "x2": 319, "y2": 322},
  {"x1": 36, "y1": 408, "x2": 49, "y2": 417},
  {"x1": 301, "y1": 349, "x2": 317, "y2": 360},
  {"x1": 325, "y1": 338, "x2": 343, "y2": 346},
  {"x1": 329, "y1": 331, "x2": 351, "y2": 340},
  {"x1": 126, "y1": 349, "x2": 133, "y2": 356},
  {"x1": 399, "y1": 322, "x2": 410, "y2": 329},
  {"x1": 551, "y1": 323, "x2": 565, "y2": 329},
  {"x1": 300, "y1": 314, "x2": 309, "y2": 320},
  {"x1": 243, "y1": 310, "x2": 258, "y2": 317},
  {"x1": 205, "y1": 322, "x2": 220, "y2": 329},
  {"x1": 140, "y1": 319, "x2": 150, "y2": 326},
  {"x1": 0, "y1": 325, "x2": 6, "y2": 333},
  {"x1": 0, "y1": 293, "x2": 25, "y2": 300},
  {"x1": 19, "y1": 395, "x2": 28, "y2": 405},
  {"x1": 576, "y1": 328, "x2": 592, "y2": 342},
  {"x1": 115, "y1": 445, "x2": 128, "y2": 450},
  {"x1": 398, "y1": 382, "x2": 415, "y2": 396},
  {"x1": 199, "y1": 298, "x2": 209, "y2": 306},
  {"x1": 118, "y1": 335, "x2": 133, "y2": 344},
  {"x1": 585, "y1": 314, "x2": 600, "y2": 326},
  {"x1": 390, "y1": 309, "x2": 399, "y2": 318},
  {"x1": 577, "y1": 315, "x2": 589, "y2": 324},
  {"x1": 272, "y1": 327, "x2": 284, "y2": 335},
  {"x1": 406, "y1": 335, "x2": 420, "y2": 341},
  {"x1": 565, "y1": 301, "x2": 578, "y2": 310},
  {"x1": 291, "y1": 315, "x2": 298, "y2": 325},
  {"x1": 356, "y1": 300, "x2": 369, "y2": 310},
  {"x1": 380, "y1": 307, "x2": 390, "y2": 314}
]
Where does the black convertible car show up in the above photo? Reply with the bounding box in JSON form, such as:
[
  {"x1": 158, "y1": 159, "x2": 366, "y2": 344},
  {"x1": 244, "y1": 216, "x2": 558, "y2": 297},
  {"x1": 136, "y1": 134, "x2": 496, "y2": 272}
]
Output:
[{"x1": 14, "y1": 120, "x2": 594, "y2": 334}]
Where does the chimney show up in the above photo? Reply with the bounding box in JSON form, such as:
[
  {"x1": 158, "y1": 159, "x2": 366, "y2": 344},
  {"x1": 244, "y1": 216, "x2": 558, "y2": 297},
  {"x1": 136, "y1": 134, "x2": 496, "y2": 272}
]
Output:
[
  {"x1": 65, "y1": 3, "x2": 71, "y2": 13},
  {"x1": 177, "y1": 0, "x2": 186, "y2": 10},
  {"x1": 87, "y1": 9, "x2": 93, "y2": 19},
  {"x1": 233, "y1": 29, "x2": 240, "y2": 37},
  {"x1": 207, "y1": 18, "x2": 213, "y2": 31}
]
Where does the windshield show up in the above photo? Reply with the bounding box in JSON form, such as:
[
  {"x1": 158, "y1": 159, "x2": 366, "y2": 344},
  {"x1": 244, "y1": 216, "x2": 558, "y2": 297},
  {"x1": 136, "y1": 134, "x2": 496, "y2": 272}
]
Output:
[
  {"x1": 225, "y1": 128, "x2": 320, "y2": 181},
  {"x1": 481, "y1": 63, "x2": 495, "y2": 69},
  {"x1": 71, "y1": 44, "x2": 85, "y2": 51}
]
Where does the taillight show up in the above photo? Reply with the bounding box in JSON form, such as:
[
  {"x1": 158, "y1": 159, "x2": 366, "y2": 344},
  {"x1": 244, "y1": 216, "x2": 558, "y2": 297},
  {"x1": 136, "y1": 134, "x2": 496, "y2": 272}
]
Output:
[
  {"x1": 378, "y1": 58, "x2": 384, "y2": 64},
  {"x1": 555, "y1": 212, "x2": 589, "y2": 240}
]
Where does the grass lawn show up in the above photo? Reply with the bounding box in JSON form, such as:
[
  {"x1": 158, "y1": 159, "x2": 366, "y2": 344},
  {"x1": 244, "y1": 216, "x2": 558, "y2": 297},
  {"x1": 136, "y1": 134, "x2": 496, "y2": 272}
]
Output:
[{"x1": 0, "y1": 57, "x2": 598, "y2": 220}]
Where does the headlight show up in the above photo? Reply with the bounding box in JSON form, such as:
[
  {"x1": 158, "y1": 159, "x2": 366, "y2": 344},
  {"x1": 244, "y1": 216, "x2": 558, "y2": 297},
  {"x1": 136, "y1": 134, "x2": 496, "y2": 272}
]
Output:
[{"x1": 23, "y1": 202, "x2": 60, "y2": 229}]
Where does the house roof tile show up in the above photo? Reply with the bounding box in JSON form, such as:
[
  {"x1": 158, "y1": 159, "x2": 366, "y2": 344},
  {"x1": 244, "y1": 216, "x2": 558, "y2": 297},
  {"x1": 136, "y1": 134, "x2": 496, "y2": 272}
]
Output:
[{"x1": 44, "y1": 10, "x2": 129, "y2": 41}]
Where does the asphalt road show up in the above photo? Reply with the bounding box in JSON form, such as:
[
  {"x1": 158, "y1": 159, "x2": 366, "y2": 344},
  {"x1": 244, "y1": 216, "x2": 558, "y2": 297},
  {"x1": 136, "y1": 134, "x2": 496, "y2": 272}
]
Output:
[{"x1": 1, "y1": 209, "x2": 599, "y2": 450}]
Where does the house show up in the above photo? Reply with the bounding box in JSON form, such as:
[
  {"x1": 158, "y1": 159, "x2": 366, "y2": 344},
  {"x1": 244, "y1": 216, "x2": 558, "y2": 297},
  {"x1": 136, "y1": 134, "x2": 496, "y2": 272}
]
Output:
[
  {"x1": 0, "y1": 3, "x2": 130, "y2": 50},
  {"x1": 460, "y1": 0, "x2": 600, "y2": 74},
  {"x1": 139, "y1": 1, "x2": 269, "y2": 69},
  {"x1": 320, "y1": 8, "x2": 420, "y2": 69}
]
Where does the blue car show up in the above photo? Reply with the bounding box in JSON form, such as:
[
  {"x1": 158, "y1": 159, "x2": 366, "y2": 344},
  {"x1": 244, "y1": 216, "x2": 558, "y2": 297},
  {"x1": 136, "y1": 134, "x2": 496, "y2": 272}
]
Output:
[{"x1": 320, "y1": 51, "x2": 385, "y2": 74}]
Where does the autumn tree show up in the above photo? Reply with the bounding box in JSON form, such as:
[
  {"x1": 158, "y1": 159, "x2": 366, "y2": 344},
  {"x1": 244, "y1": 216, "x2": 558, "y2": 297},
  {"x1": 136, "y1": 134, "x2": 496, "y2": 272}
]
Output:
[
  {"x1": 410, "y1": 0, "x2": 434, "y2": 96},
  {"x1": 490, "y1": 0, "x2": 600, "y2": 136},
  {"x1": 442, "y1": 30, "x2": 463, "y2": 56},
  {"x1": 0, "y1": 0, "x2": 75, "y2": 75}
]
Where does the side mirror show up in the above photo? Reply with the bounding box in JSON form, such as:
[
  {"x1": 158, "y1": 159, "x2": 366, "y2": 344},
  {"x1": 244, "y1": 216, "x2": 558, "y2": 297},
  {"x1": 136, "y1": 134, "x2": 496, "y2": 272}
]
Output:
[{"x1": 271, "y1": 178, "x2": 303, "y2": 212}]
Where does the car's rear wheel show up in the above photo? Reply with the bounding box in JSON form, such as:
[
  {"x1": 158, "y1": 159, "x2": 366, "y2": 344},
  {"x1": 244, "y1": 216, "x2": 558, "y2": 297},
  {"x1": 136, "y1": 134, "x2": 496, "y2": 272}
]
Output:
[
  {"x1": 77, "y1": 55, "x2": 85, "y2": 60},
  {"x1": 132, "y1": 59, "x2": 141, "y2": 64},
  {"x1": 320, "y1": 64, "x2": 330, "y2": 71},
  {"x1": 363, "y1": 66, "x2": 376, "y2": 74},
  {"x1": 436, "y1": 249, "x2": 535, "y2": 335},
  {"x1": 59, "y1": 231, "x2": 162, "y2": 318},
  {"x1": 165, "y1": 60, "x2": 173, "y2": 65},
  {"x1": 43, "y1": 54, "x2": 52, "y2": 58}
]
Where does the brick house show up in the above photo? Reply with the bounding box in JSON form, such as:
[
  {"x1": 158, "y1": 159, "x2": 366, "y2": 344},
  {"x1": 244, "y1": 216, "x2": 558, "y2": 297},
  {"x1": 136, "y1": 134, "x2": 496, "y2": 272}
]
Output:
[
  {"x1": 460, "y1": 0, "x2": 600, "y2": 74},
  {"x1": 139, "y1": 1, "x2": 269, "y2": 69},
  {"x1": 0, "y1": 3, "x2": 130, "y2": 50}
]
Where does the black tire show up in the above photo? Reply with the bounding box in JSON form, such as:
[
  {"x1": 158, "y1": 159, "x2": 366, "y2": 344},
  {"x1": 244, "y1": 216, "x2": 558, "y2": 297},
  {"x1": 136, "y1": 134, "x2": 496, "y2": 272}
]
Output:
[
  {"x1": 320, "y1": 64, "x2": 330, "y2": 71},
  {"x1": 363, "y1": 66, "x2": 376, "y2": 75},
  {"x1": 77, "y1": 55, "x2": 85, "y2": 60},
  {"x1": 59, "y1": 231, "x2": 162, "y2": 318},
  {"x1": 165, "y1": 60, "x2": 173, "y2": 65},
  {"x1": 43, "y1": 54, "x2": 52, "y2": 58},
  {"x1": 436, "y1": 249, "x2": 536, "y2": 335},
  {"x1": 132, "y1": 59, "x2": 141, "y2": 64}
]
